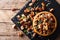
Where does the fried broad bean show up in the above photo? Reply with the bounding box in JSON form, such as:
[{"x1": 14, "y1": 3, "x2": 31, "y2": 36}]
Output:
[
  {"x1": 32, "y1": 33, "x2": 36, "y2": 37},
  {"x1": 41, "y1": 2, "x2": 46, "y2": 10},
  {"x1": 35, "y1": 6, "x2": 42, "y2": 11},
  {"x1": 31, "y1": 8, "x2": 35, "y2": 11},
  {"x1": 30, "y1": 11, "x2": 35, "y2": 20},
  {"x1": 49, "y1": 8, "x2": 54, "y2": 12},
  {"x1": 17, "y1": 15, "x2": 20, "y2": 19},
  {"x1": 41, "y1": 2, "x2": 45, "y2": 7},
  {"x1": 30, "y1": 11, "x2": 35, "y2": 16},
  {"x1": 42, "y1": 6, "x2": 45, "y2": 10},
  {"x1": 38, "y1": 7, "x2": 42, "y2": 11},
  {"x1": 27, "y1": 26, "x2": 33, "y2": 32},
  {"x1": 29, "y1": 3, "x2": 33, "y2": 6},
  {"x1": 12, "y1": 24, "x2": 18, "y2": 30},
  {"x1": 17, "y1": 31, "x2": 24, "y2": 37},
  {"x1": 20, "y1": 26, "x2": 24, "y2": 30},
  {"x1": 35, "y1": 6, "x2": 39, "y2": 11},
  {"x1": 24, "y1": 8, "x2": 30, "y2": 13}
]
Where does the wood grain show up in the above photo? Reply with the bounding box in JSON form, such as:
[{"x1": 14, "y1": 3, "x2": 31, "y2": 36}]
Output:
[
  {"x1": 0, "y1": 0, "x2": 30, "y2": 40},
  {"x1": 0, "y1": 0, "x2": 27, "y2": 9}
]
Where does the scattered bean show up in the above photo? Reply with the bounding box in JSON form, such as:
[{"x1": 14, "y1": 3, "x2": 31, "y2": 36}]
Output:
[
  {"x1": 24, "y1": 8, "x2": 30, "y2": 13},
  {"x1": 41, "y1": 2, "x2": 46, "y2": 10},
  {"x1": 18, "y1": 31, "x2": 24, "y2": 37},
  {"x1": 21, "y1": 26, "x2": 24, "y2": 30},
  {"x1": 32, "y1": 33, "x2": 36, "y2": 37},
  {"x1": 31, "y1": 8, "x2": 34, "y2": 11},
  {"x1": 38, "y1": 7, "x2": 42, "y2": 11},
  {"x1": 35, "y1": 6, "x2": 39, "y2": 11},
  {"x1": 49, "y1": 8, "x2": 54, "y2": 12},
  {"x1": 41, "y1": 2, "x2": 45, "y2": 7},
  {"x1": 29, "y1": 3, "x2": 33, "y2": 6},
  {"x1": 17, "y1": 15, "x2": 20, "y2": 19}
]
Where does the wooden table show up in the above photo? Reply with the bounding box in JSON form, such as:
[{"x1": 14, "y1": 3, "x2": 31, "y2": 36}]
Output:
[
  {"x1": 0, "y1": 0, "x2": 60, "y2": 40},
  {"x1": 0, "y1": 0, "x2": 30, "y2": 40}
]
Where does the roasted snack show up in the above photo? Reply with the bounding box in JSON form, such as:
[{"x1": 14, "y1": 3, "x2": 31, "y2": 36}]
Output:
[
  {"x1": 29, "y1": 3, "x2": 33, "y2": 6},
  {"x1": 41, "y1": 2, "x2": 46, "y2": 10},
  {"x1": 18, "y1": 31, "x2": 24, "y2": 37},
  {"x1": 24, "y1": 8, "x2": 30, "y2": 13},
  {"x1": 14, "y1": 1, "x2": 57, "y2": 37},
  {"x1": 33, "y1": 11, "x2": 57, "y2": 36},
  {"x1": 49, "y1": 8, "x2": 54, "y2": 12}
]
